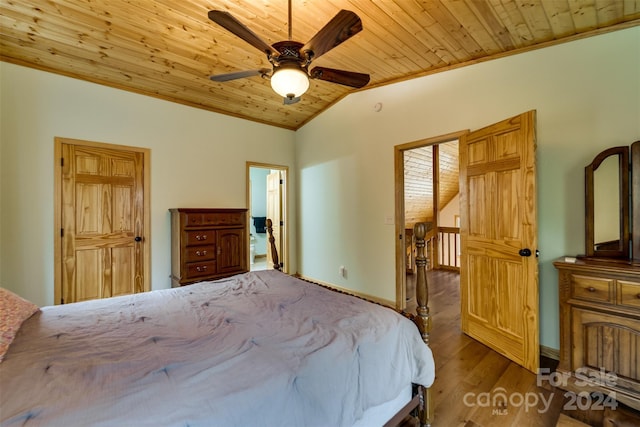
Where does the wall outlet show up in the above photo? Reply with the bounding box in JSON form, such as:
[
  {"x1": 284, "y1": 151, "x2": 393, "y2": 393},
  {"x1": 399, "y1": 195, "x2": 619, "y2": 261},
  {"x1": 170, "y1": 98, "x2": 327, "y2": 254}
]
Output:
[{"x1": 339, "y1": 265, "x2": 346, "y2": 278}]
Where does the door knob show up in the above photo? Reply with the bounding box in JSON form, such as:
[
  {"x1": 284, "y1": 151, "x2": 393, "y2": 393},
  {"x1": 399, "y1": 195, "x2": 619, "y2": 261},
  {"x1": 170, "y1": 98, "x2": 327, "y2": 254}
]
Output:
[
  {"x1": 519, "y1": 248, "x2": 532, "y2": 257},
  {"x1": 134, "y1": 236, "x2": 142, "y2": 242}
]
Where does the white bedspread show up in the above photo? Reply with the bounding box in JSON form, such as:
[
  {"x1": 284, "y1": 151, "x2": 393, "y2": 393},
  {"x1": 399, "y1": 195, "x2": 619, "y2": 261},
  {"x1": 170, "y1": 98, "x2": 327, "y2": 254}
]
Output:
[{"x1": 0, "y1": 270, "x2": 434, "y2": 427}]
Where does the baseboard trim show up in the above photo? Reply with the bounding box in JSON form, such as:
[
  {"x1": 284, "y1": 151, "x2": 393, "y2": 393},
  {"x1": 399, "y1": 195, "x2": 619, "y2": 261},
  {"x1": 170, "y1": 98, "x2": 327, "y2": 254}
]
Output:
[
  {"x1": 296, "y1": 274, "x2": 395, "y2": 308},
  {"x1": 540, "y1": 345, "x2": 560, "y2": 360}
]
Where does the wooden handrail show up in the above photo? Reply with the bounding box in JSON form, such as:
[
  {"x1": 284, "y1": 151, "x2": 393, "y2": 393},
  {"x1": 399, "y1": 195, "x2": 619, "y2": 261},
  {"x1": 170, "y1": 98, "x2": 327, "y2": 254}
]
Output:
[{"x1": 418, "y1": 226, "x2": 460, "y2": 271}]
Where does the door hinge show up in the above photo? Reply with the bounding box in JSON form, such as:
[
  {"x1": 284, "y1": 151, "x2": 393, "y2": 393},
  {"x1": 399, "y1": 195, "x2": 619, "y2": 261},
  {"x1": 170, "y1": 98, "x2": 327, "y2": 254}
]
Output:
[
  {"x1": 279, "y1": 179, "x2": 283, "y2": 184},
  {"x1": 60, "y1": 157, "x2": 64, "y2": 167},
  {"x1": 60, "y1": 228, "x2": 64, "y2": 237},
  {"x1": 280, "y1": 220, "x2": 284, "y2": 226}
]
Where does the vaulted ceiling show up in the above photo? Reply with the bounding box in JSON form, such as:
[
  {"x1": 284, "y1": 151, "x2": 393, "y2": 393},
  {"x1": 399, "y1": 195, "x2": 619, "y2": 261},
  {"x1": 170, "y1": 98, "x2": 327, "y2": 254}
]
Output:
[
  {"x1": 1, "y1": 1, "x2": 638, "y2": 130},
  {"x1": 404, "y1": 141, "x2": 459, "y2": 228}
]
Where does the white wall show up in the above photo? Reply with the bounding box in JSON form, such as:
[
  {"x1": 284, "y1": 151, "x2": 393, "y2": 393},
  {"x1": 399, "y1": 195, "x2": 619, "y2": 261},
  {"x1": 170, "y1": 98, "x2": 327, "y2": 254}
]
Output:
[
  {"x1": 440, "y1": 193, "x2": 460, "y2": 227},
  {"x1": 295, "y1": 27, "x2": 640, "y2": 350},
  {"x1": 0, "y1": 63, "x2": 296, "y2": 306}
]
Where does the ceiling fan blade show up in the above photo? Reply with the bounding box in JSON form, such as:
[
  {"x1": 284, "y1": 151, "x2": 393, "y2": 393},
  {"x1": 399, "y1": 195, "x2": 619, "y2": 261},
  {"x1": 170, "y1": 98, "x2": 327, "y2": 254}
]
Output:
[
  {"x1": 209, "y1": 68, "x2": 271, "y2": 82},
  {"x1": 208, "y1": 10, "x2": 278, "y2": 56},
  {"x1": 302, "y1": 10, "x2": 362, "y2": 60},
  {"x1": 309, "y1": 67, "x2": 370, "y2": 88}
]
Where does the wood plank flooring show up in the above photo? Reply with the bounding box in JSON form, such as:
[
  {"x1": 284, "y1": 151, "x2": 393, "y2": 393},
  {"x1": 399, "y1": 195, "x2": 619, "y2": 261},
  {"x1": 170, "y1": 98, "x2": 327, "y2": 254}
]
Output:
[{"x1": 404, "y1": 270, "x2": 640, "y2": 427}]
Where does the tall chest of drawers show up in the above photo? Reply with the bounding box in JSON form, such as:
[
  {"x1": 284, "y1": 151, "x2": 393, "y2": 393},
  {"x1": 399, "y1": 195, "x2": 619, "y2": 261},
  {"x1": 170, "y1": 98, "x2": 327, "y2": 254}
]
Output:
[
  {"x1": 554, "y1": 257, "x2": 640, "y2": 410},
  {"x1": 170, "y1": 208, "x2": 248, "y2": 287}
]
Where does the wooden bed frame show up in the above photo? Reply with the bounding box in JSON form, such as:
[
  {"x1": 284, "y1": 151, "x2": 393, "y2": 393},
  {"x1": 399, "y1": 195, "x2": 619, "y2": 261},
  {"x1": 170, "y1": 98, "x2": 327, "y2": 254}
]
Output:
[{"x1": 266, "y1": 219, "x2": 433, "y2": 426}]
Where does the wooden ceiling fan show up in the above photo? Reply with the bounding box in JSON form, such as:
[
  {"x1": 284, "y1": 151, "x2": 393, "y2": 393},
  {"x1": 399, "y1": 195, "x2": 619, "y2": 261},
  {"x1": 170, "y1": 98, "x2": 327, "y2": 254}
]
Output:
[{"x1": 208, "y1": 0, "x2": 370, "y2": 104}]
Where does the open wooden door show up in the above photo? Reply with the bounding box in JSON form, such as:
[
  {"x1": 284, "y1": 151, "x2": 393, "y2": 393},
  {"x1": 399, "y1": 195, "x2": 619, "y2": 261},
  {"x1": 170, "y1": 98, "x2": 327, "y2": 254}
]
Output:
[
  {"x1": 266, "y1": 170, "x2": 282, "y2": 270},
  {"x1": 459, "y1": 111, "x2": 539, "y2": 372},
  {"x1": 55, "y1": 138, "x2": 150, "y2": 304}
]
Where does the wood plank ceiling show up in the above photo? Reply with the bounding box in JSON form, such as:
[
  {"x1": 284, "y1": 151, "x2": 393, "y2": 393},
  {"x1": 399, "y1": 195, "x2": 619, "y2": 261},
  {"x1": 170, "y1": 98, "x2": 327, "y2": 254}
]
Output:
[
  {"x1": 1, "y1": 1, "x2": 639, "y2": 130},
  {"x1": 404, "y1": 141, "x2": 459, "y2": 228}
]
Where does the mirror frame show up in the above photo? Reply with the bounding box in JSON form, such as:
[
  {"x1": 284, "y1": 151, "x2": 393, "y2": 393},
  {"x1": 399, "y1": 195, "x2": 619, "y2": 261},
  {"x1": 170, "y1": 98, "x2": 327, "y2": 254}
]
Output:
[
  {"x1": 632, "y1": 141, "x2": 640, "y2": 261},
  {"x1": 585, "y1": 146, "x2": 629, "y2": 259}
]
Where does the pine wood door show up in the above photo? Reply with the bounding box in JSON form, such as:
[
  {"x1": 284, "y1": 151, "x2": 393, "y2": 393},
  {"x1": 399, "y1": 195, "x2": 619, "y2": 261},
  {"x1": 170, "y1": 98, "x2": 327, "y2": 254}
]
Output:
[
  {"x1": 57, "y1": 139, "x2": 149, "y2": 304},
  {"x1": 266, "y1": 170, "x2": 282, "y2": 270},
  {"x1": 459, "y1": 111, "x2": 539, "y2": 372}
]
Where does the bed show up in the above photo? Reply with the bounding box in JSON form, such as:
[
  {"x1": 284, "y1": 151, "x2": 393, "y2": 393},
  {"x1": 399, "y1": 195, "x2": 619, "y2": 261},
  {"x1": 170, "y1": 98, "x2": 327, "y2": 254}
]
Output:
[{"x1": 0, "y1": 222, "x2": 434, "y2": 427}]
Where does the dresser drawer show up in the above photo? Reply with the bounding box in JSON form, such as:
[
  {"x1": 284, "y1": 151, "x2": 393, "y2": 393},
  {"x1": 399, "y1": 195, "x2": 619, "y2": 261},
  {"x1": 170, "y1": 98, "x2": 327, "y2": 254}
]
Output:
[
  {"x1": 184, "y1": 211, "x2": 245, "y2": 227},
  {"x1": 570, "y1": 274, "x2": 613, "y2": 303},
  {"x1": 202, "y1": 211, "x2": 245, "y2": 226},
  {"x1": 185, "y1": 245, "x2": 216, "y2": 262},
  {"x1": 618, "y1": 280, "x2": 640, "y2": 309},
  {"x1": 185, "y1": 230, "x2": 214, "y2": 246},
  {"x1": 185, "y1": 261, "x2": 216, "y2": 280}
]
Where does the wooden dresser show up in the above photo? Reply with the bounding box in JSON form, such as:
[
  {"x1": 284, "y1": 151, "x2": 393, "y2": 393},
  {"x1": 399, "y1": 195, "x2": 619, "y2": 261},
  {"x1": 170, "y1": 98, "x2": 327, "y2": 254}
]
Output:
[
  {"x1": 554, "y1": 257, "x2": 640, "y2": 410},
  {"x1": 170, "y1": 208, "x2": 248, "y2": 287}
]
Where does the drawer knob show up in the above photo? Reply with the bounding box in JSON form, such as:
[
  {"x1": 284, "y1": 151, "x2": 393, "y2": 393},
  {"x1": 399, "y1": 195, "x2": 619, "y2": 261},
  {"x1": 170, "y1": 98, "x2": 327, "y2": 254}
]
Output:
[
  {"x1": 587, "y1": 287, "x2": 596, "y2": 292},
  {"x1": 196, "y1": 250, "x2": 207, "y2": 256},
  {"x1": 196, "y1": 266, "x2": 207, "y2": 272},
  {"x1": 196, "y1": 235, "x2": 207, "y2": 241},
  {"x1": 636, "y1": 293, "x2": 640, "y2": 299}
]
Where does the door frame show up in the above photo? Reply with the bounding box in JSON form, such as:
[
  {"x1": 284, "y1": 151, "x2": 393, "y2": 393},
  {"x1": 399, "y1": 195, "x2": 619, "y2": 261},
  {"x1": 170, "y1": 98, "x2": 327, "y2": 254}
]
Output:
[
  {"x1": 53, "y1": 137, "x2": 151, "y2": 305},
  {"x1": 394, "y1": 130, "x2": 468, "y2": 310},
  {"x1": 246, "y1": 161, "x2": 289, "y2": 273}
]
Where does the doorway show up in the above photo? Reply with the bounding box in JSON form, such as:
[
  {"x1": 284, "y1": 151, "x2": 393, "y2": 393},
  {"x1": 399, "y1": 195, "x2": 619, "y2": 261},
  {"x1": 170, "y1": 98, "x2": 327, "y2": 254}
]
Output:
[
  {"x1": 394, "y1": 131, "x2": 467, "y2": 309},
  {"x1": 246, "y1": 162, "x2": 288, "y2": 273},
  {"x1": 395, "y1": 111, "x2": 539, "y2": 373},
  {"x1": 402, "y1": 140, "x2": 461, "y2": 304}
]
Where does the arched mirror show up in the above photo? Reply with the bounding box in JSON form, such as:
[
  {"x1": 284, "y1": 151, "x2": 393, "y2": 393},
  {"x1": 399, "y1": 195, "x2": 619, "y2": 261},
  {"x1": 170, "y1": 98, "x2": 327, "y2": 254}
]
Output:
[{"x1": 585, "y1": 146, "x2": 629, "y2": 259}]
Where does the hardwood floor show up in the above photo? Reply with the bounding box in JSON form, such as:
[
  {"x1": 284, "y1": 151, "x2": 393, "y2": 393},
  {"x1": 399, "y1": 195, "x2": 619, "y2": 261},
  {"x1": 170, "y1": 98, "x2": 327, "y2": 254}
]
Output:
[{"x1": 404, "y1": 270, "x2": 639, "y2": 427}]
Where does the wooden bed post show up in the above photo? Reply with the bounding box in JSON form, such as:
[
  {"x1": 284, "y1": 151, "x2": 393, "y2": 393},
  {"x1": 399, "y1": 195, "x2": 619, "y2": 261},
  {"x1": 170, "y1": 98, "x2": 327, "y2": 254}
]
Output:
[
  {"x1": 265, "y1": 218, "x2": 281, "y2": 271},
  {"x1": 414, "y1": 222, "x2": 433, "y2": 426}
]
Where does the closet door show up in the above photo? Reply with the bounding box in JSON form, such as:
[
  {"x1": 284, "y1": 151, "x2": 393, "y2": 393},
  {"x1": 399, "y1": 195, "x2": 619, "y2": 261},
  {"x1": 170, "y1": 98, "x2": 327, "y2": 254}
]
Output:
[
  {"x1": 57, "y1": 138, "x2": 149, "y2": 304},
  {"x1": 266, "y1": 170, "x2": 282, "y2": 270}
]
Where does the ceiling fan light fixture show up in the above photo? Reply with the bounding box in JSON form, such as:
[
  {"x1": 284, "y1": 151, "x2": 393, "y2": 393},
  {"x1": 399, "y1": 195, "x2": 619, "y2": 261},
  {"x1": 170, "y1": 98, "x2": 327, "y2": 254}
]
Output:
[{"x1": 270, "y1": 64, "x2": 309, "y2": 99}]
